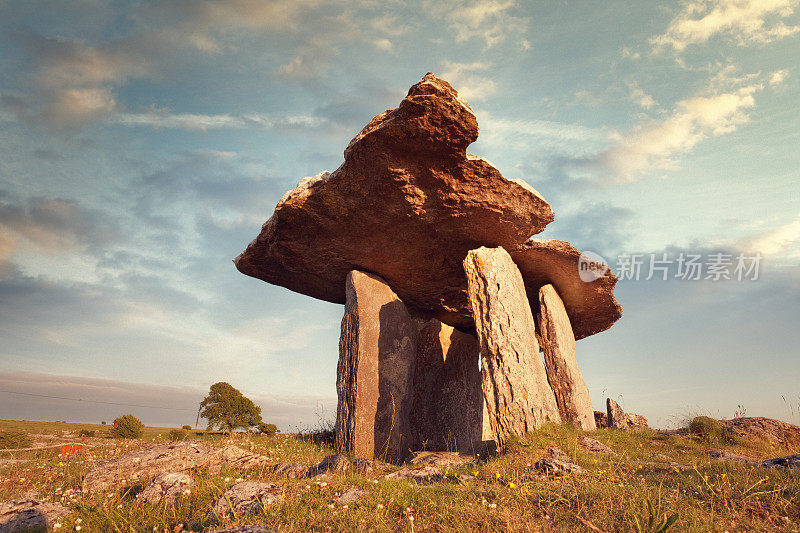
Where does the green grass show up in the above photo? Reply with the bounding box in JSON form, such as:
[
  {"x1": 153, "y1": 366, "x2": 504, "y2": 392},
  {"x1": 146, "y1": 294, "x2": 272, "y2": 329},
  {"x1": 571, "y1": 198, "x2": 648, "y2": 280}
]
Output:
[{"x1": 0, "y1": 420, "x2": 797, "y2": 531}]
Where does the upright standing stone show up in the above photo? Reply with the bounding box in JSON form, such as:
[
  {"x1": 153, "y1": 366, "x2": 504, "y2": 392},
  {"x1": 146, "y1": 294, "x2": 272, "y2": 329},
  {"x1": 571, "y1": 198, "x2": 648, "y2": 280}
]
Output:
[
  {"x1": 463, "y1": 246, "x2": 561, "y2": 447},
  {"x1": 538, "y1": 284, "x2": 596, "y2": 430},
  {"x1": 335, "y1": 270, "x2": 417, "y2": 462},
  {"x1": 606, "y1": 398, "x2": 626, "y2": 429},
  {"x1": 408, "y1": 320, "x2": 490, "y2": 452}
]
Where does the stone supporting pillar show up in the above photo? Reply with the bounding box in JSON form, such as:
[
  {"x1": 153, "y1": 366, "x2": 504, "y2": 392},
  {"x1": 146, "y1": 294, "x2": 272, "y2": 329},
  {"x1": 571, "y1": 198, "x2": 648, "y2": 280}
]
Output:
[
  {"x1": 463, "y1": 246, "x2": 561, "y2": 447},
  {"x1": 334, "y1": 270, "x2": 417, "y2": 463},
  {"x1": 537, "y1": 284, "x2": 596, "y2": 430},
  {"x1": 408, "y1": 319, "x2": 492, "y2": 453}
]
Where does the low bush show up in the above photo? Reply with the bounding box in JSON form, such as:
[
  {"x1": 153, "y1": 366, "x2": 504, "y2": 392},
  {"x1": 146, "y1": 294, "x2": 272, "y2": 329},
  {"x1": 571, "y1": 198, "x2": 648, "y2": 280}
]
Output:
[
  {"x1": 258, "y1": 423, "x2": 278, "y2": 437},
  {"x1": 79, "y1": 429, "x2": 95, "y2": 438},
  {"x1": 0, "y1": 430, "x2": 32, "y2": 449},
  {"x1": 181, "y1": 425, "x2": 192, "y2": 431},
  {"x1": 688, "y1": 416, "x2": 746, "y2": 445},
  {"x1": 111, "y1": 414, "x2": 144, "y2": 439},
  {"x1": 169, "y1": 429, "x2": 188, "y2": 441}
]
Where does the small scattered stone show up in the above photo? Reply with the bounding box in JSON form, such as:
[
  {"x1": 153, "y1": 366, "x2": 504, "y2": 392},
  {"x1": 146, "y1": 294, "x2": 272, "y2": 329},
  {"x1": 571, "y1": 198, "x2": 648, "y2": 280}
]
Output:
[
  {"x1": 271, "y1": 462, "x2": 309, "y2": 479},
  {"x1": 760, "y1": 454, "x2": 800, "y2": 470},
  {"x1": 211, "y1": 482, "x2": 283, "y2": 518},
  {"x1": 457, "y1": 474, "x2": 476, "y2": 483},
  {"x1": 136, "y1": 472, "x2": 194, "y2": 503},
  {"x1": 534, "y1": 457, "x2": 587, "y2": 476},
  {"x1": 0, "y1": 496, "x2": 71, "y2": 533},
  {"x1": 579, "y1": 437, "x2": 615, "y2": 455},
  {"x1": 546, "y1": 446, "x2": 571, "y2": 462},
  {"x1": 315, "y1": 454, "x2": 350, "y2": 475},
  {"x1": 337, "y1": 488, "x2": 367, "y2": 505},
  {"x1": 408, "y1": 451, "x2": 475, "y2": 468},
  {"x1": 383, "y1": 465, "x2": 442, "y2": 482}
]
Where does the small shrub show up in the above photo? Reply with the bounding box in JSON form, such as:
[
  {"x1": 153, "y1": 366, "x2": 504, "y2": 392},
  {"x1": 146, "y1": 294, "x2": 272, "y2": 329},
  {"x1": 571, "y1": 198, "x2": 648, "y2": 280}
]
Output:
[
  {"x1": 258, "y1": 423, "x2": 278, "y2": 436},
  {"x1": 182, "y1": 425, "x2": 192, "y2": 431},
  {"x1": 111, "y1": 414, "x2": 144, "y2": 439},
  {"x1": 688, "y1": 416, "x2": 745, "y2": 445},
  {"x1": 79, "y1": 429, "x2": 95, "y2": 438},
  {"x1": 0, "y1": 430, "x2": 33, "y2": 449},
  {"x1": 101, "y1": 420, "x2": 107, "y2": 425},
  {"x1": 169, "y1": 429, "x2": 188, "y2": 441}
]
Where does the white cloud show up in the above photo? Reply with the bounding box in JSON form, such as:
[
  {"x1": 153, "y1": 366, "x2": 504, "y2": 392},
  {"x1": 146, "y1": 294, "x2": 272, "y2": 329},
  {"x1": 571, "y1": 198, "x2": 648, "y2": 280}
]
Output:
[
  {"x1": 770, "y1": 68, "x2": 791, "y2": 86},
  {"x1": 599, "y1": 81, "x2": 763, "y2": 182},
  {"x1": 627, "y1": 82, "x2": 657, "y2": 109},
  {"x1": 427, "y1": 0, "x2": 528, "y2": 48},
  {"x1": 440, "y1": 61, "x2": 496, "y2": 101},
  {"x1": 110, "y1": 111, "x2": 322, "y2": 131},
  {"x1": 652, "y1": 0, "x2": 800, "y2": 52},
  {"x1": 740, "y1": 215, "x2": 800, "y2": 260}
]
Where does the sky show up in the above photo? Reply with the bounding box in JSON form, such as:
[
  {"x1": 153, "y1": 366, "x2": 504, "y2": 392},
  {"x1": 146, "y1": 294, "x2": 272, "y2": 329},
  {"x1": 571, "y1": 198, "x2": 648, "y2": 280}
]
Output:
[{"x1": 0, "y1": 0, "x2": 798, "y2": 431}]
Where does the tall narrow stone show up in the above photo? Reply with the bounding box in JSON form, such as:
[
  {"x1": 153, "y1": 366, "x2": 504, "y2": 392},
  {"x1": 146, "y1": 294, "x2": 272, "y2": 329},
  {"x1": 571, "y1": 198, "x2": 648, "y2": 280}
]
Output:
[
  {"x1": 335, "y1": 270, "x2": 417, "y2": 463},
  {"x1": 408, "y1": 320, "x2": 491, "y2": 453},
  {"x1": 463, "y1": 246, "x2": 561, "y2": 447},
  {"x1": 538, "y1": 284, "x2": 596, "y2": 430}
]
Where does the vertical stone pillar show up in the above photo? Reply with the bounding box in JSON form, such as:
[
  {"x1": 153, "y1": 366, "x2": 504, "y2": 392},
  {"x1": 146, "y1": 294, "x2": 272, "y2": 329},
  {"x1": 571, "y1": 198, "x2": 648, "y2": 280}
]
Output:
[
  {"x1": 334, "y1": 270, "x2": 417, "y2": 463},
  {"x1": 408, "y1": 320, "x2": 490, "y2": 453},
  {"x1": 537, "y1": 284, "x2": 596, "y2": 430},
  {"x1": 463, "y1": 246, "x2": 561, "y2": 447}
]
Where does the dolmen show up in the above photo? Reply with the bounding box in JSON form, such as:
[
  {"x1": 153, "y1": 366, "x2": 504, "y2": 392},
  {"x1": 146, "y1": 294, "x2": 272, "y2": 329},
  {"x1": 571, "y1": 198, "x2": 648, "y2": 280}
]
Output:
[{"x1": 236, "y1": 73, "x2": 621, "y2": 462}]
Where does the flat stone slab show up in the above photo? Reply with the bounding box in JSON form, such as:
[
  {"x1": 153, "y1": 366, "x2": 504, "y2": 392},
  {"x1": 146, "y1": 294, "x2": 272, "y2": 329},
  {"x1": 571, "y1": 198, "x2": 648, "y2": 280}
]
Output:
[
  {"x1": 579, "y1": 437, "x2": 616, "y2": 455},
  {"x1": 0, "y1": 496, "x2": 70, "y2": 533},
  {"x1": 383, "y1": 465, "x2": 443, "y2": 482},
  {"x1": 136, "y1": 472, "x2": 194, "y2": 503},
  {"x1": 211, "y1": 482, "x2": 283, "y2": 518},
  {"x1": 235, "y1": 73, "x2": 557, "y2": 332},
  {"x1": 408, "y1": 451, "x2": 475, "y2": 468}
]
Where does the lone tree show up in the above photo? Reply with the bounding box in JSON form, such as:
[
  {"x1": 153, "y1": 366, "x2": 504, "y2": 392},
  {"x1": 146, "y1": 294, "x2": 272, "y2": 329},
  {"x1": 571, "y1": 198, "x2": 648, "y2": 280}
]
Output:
[{"x1": 200, "y1": 382, "x2": 262, "y2": 434}]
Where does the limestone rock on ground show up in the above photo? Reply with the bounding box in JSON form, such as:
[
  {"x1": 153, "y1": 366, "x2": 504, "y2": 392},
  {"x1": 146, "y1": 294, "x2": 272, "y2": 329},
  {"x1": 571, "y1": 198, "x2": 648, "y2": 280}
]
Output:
[
  {"x1": 709, "y1": 450, "x2": 756, "y2": 464},
  {"x1": 315, "y1": 454, "x2": 350, "y2": 475},
  {"x1": 235, "y1": 73, "x2": 558, "y2": 333},
  {"x1": 546, "y1": 446, "x2": 571, "y2": 462},
  {"x1": 82, "y1": 441, "x2": 271, "y2": 492},
  {"x1": 335, "y1": 270, "x2": 417, "y2": 463},
  {"x1": 0, "y1": 496, "x2": 70, "y2": 533},
  {"x1": 270, "y1": 463, "x2": 309, "y2": 479},
  {"x1": 722, "y1": 417, "x2": 800, "y2": 449},
  {"x1": 383, "y1": 465, "x2": 442, "y2": 482},
  {"x1": 760, "y1": 454, "x2": 800, "y2": 470},
  {"x1": 211, "y1": 482, "x2": 283, "y2": 518},
  {"x1": 408, "y1": 451, "x2": 475, "y2": 468},
  {"x1": 337, "y1": 488, "x2": 368, "y2": 505},
  {"x1": 606, "y1": 399, "x2": 649, "y2": 430},
  {"x1": 136, "y1": 472, "x2": 194, "y2": 503},
  {"x1": 579, "y1": 437, "x2": 615, "y2": 455},
  {"x1": 534, "y1": 457, "x2": 587, "y2": 476},
  {"x1": 537, "y1": 284, "x2": 596, "y2": 430},
  {"x1": 213, "y1": 527, "x2": 276, "y2": 533},
  {"x1": 463, "y1": 246, "x2": 561, "y2": 447},
  {"x1": 352, "y1": 458, "x2": 376, "y2": 473}
]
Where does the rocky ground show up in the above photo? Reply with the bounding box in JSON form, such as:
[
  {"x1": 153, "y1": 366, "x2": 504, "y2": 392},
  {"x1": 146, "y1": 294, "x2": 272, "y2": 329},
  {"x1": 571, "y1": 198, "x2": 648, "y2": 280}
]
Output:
[{"x1": 1, "y1": 418, "x2": 799, "y2": 532}]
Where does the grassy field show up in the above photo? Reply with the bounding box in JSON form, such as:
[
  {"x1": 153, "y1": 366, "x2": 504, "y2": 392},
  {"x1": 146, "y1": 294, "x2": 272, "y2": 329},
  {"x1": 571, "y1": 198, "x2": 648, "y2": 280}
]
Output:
[{"x1": 1, "y1": 419, "x2": 798, "y2": 531}]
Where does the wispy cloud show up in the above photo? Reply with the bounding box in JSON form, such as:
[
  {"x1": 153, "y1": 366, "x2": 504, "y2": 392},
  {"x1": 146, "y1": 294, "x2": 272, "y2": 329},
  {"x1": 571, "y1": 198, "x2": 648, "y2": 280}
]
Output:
[
  {"x1": 427, "y1": 0, "x2": 528, "y2": 48},
  {"x1": 110, "y1": 111, "x2": 323, "y2": 131},
  {"x1": 652, "y1": 0, "x2": 800, "y2": 52},
  {"x1": 440, "y1": 61, "x2": 496, "y2": 101},
  {"x1": 769, "y1": 68, "x2": 791, "y2": 86},
  {"x1": 597, "y1": 74, "x2": 763, "y2": 182}
]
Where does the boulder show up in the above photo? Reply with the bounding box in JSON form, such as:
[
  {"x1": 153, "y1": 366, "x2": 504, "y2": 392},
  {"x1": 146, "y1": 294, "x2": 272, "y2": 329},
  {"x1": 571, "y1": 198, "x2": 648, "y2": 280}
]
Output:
[
  {"x1": 760, "y1": 454, "x2": 800, "y2": 470},
  {"x1": 722, "y1": 417, "x2": 800, "y2": 449},
  {"x1": 408, "y1": 451, "x2": 475, "y2": 468},
  {"x1": 136, "y1": 472, "x2": 194, "y2": 503},
  {"x1": 579, "y1": 437, "x2": 615, "y2": 455},
  {"x1": 606, "y1": 399, "x2": 648, "y2": 430},
  {"x1": 235, "y1": 73, "x2": 556, "y2": 333},
  {"x1": 270, "y1": 463, "x2": 309, "y2": 479},
  {"x1": 211, "y1": 482, "x2": 282, "y2": 518},
  {"x1": 335, "y1": 270, "x2": 417, "y2": 463},
  {"x1": 534, "y1": 457, "x2": 587, "y2": 476},
  {"x1": 463, "y1": 246, "x2": 561, "y2": 447},
  {"x1": 82, "y1": 442, "x2": 271, "y2": 492},
  {"x1": 315, "y1": 454, "x2": 350, "y2": 475},
  {"x1": 537, "y1": 284, "x2": 595, "y2": 430},
  {"x1": 0, "y1": 496, "x2": 70, "y2": 533},
  {"x1": 408, "y1": 319, "x2": 490, "y2": 452},
  {"x1": 337, "y1": 488, "x2": 368, "y2": 505},
  {"x1": 383, "y1": 465, "x2": 442, "y2": 482}
]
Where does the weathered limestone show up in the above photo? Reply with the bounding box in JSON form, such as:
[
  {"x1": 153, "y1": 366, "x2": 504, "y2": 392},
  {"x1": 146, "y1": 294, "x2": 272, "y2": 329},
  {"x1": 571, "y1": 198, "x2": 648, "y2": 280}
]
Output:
[
  {"x1": 408, "y1": 319, "x2": 490, "y2": 453},
  {"x1": 235, "y1": 73, "x2": 558, "y2": 333},
  {"x1": 537, "y1": 284, "x2": 596, "y2": 430},
  {"x1": 606, "y1": 398, "x2": 649, "y2": 430},
  {"x1": 463, "y1": 246, "x2": 561, "y2": 447},
  {"x1": 335, "y1": 270, "x2": 417, "y2": 463}
]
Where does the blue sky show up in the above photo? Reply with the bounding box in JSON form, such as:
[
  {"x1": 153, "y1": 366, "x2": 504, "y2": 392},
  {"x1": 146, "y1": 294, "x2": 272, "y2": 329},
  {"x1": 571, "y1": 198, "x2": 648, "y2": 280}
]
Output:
[{"x1": 0, "y1": 0, "x2": 798, "y2": 430}]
